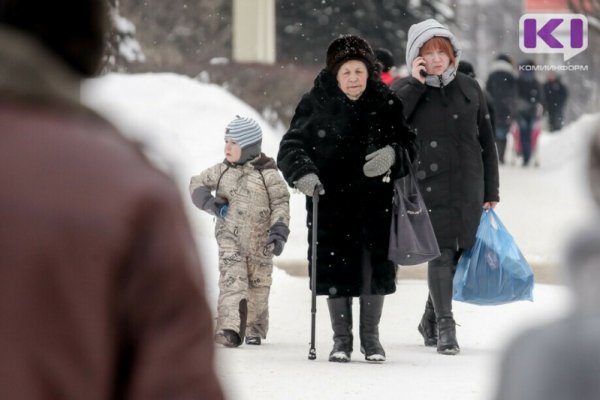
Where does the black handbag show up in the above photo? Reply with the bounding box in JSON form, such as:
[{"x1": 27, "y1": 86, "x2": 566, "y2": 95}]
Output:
[{"x1": 388, "y1": 154, "x2": 441, "y2": 266}]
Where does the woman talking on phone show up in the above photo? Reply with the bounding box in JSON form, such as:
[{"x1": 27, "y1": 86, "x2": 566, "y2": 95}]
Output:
[{"x1": 391, "y1": 19, "x2": 499, "y2": 355}]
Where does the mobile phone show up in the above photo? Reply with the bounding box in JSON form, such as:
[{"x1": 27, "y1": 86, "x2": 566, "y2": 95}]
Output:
[{"x1": 419, "y1": 69, "x2": 427, "y2": 78}]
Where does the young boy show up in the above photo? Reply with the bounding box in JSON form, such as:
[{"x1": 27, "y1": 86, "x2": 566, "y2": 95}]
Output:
[{"x1": 190, "y1": 116, "x2": 290, "y2": 347}]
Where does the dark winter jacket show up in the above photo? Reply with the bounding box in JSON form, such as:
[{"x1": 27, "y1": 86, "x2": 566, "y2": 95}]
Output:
[
  {"x1": 391, "y1": 73, "x2": 500, "y2": 250},
  {"x1": 542, "y1": 78, "x2": 568, "y2": 114},
  {"x1": 485, "y1": 59, "x2": 517, "y2": 132},
  {"x1": 516, "y1": 71, "x2": 542, "y2": 119},
  {"x1": 278, "y1": 69, "x2": 416, "y2": 297},
  {"x1": 0, "y1": 27, "x2": 224, "y2": 400}
]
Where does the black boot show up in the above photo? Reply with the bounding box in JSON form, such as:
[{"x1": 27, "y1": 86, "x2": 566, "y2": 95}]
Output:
[
  {"x1": 215, "y1": 299, "x2": 247, "y2": 348},
  {"x1": 327, "y1": 297, "x2": 353, "y2": 362},
  {"x1": 437, "y1": 317, "x2": 459, "y2": 355},
  {"x1": 417, "y1": 295, "x2": 437, "y2": 347},
  {"x1": 359, "y1": 295, "x2": 386, "y2": 362},
  {"x1": 428, "y1": 250, "x2": 460, "y2": 355}
]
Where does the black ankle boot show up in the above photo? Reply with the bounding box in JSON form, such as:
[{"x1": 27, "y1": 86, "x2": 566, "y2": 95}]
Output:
[
  {"x1": 437, "y1": 317, "x2": 460, "y2": 355},
  {"x1": 418, "y1": 305, "x2": 437, "y2": 347},
  {"x1": 359, "y1": 295, "x2": 386, "y2": 362},
  {"x1": 327, "y1": 297, "x2": 353, "y2": 362}
]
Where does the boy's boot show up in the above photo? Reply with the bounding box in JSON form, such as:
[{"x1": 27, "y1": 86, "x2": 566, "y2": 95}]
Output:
[
  {"x1": 327, "y1": 297, "x2": 353, "y2": 362},
  {"x1": 429, "y1": 259, "x2": 460, "y2": 355},
  {"x1": 214, "y1": 299, "x2": 247, "y2": 348},
  {"x1": 417, "y1": 295, "x2": 438, "y2": 347},
  {"x1": 359, "y1": 295, "x2": 386, "y2": 362}
]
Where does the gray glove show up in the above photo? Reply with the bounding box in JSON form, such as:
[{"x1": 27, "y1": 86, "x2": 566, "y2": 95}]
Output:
[
  {"x1": 363, "y1": 145, "x2": 396, "y2": 177},
  {"x1": 294, "y1": 173, "x2": 325, "y2": 197},
  {"x1": 191, "y1": 186, "x2": 228, "y2": 217},
  {"x1": 265, "y1": 222, "x2": 290, "y2": 256}
]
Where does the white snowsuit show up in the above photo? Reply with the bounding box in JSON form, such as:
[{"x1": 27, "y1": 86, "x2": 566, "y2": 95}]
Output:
[{"x1": 190, "y1": 154, "x2": 290, "y2": 339}]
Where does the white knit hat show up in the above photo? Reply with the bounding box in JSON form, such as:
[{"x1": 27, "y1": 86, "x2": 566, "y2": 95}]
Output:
[
  {"x1": 405, "y1": 19, "x2": 461, "y2": 74},
  {"x1": 224, "y1": 115, "x2": 262, "y2": 149}
]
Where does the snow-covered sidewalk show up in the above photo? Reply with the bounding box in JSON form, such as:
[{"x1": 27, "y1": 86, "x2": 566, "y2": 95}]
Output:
[{"x1": 214, "y1": 270, "x2": 571, "y2": 400}]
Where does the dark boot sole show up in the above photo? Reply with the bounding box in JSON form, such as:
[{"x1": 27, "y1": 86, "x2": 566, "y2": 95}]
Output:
[{"x1": 437, "y1": 346, "x2": 460, "y2": 355}]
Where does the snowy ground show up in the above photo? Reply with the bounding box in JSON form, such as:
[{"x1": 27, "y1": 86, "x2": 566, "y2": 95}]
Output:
[{"x1": 83, "y1": 73, "x2": 599, "y2": 400}]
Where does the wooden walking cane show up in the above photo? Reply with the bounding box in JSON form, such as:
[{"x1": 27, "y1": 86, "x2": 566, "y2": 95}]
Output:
[{"x1": 308, "y1": 184, "x2": 323, "y2": 360}]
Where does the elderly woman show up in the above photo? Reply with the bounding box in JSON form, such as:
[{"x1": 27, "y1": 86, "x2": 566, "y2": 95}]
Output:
[
  {"x1": 391, "y1": 19, "x2": 500, "y2": 355},
  {"x1": 277, "y1": 35, "x2": 415, "y2": 363}
]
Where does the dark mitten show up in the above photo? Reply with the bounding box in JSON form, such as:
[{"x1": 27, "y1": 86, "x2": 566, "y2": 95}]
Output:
[
  {"x1": 265, "y1": 222, "x2": 290, "y2": 256},
  {"x1": 191, "y1": 186, "x2": 228, "y2": 217}
]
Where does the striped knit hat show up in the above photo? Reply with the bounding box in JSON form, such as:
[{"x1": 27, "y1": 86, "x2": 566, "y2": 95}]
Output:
[
  {"x1": 224, "y1": 115, "x2": 262, "y2": 149},
  {"x1": 405, "y1": 19, "x2": 461, "y2": 75}
]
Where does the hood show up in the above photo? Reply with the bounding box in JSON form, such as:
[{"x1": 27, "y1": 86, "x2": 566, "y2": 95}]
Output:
[{"x1": 405, "y1": 19, "x2": 461, "y2": 74}]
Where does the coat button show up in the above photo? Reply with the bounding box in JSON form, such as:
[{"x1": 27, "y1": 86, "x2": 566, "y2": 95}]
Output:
[{"x1": 430, "y1": 141, "x2": 438, "y2": 148}]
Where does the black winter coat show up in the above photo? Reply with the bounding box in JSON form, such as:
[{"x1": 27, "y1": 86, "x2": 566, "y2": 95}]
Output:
[
  {"x1": 486, "y1": 68, "x2": 517, "y2": 132},
  {"x1": 278, "y1": 69, "x2": 416, "y2": 297},
  {"x1": 542, "y1": 79, "x2": 568, "y2": 114},
  {"x1": 516, "y1": 73, "x2": 542, "y2": 119},
  {"x1": 392, "y1": 74, "x2": 500, "y2": 250}
]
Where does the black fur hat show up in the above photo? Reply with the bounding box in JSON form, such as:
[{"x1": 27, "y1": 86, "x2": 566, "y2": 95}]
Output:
[
  {"x1": 0, "y1": 0, "x2": 107, "y2": 76},
  {"x1": 326, "y1": 35, "x2": 378, "y2": 76}
]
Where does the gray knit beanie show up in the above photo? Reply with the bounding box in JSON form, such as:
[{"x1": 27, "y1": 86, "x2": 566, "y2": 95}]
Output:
[
  {"x1": 224, "y1": 115, "x2": 262, "y2": 149},
  {"x1": 405, "y1": 19, "x2": 461, "y2": 75}
]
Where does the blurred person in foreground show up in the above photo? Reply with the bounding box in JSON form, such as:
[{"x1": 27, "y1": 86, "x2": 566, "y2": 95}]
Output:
[
  {"x1": 278, "y1": 35, "x2": 416, "y2": 363},
  {"x1": 391, "y1": 19, "x2": 499, "y2": 355},
  {"x1": 493, "y1": 125, "x2": 600, "y2": 400},
  {"x1": 0, "y1": 0, "x2": 224, "y2": 399}
]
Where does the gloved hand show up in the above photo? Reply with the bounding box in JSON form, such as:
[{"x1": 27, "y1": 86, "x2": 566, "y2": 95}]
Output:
[
  {"x1": 191, "y1": 186, "x2": 229, "y2": 218},
  {"x1": 294, "y1": 173, "x2": 325, "y2": 197},
  {"x1": 363, "y1": 145, "x2": 396, "y2": 177},
  {"x1": 264, "y1": 222, "x2": 290, "y2": 256},
  {"x1": 204, "y1": 196, "x2": 229, "y2": 218}
]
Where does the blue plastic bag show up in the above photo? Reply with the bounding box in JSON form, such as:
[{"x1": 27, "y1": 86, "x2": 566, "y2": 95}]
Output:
[{"x1": 453, "y1": 209, "x2": 534, "y2": 305}]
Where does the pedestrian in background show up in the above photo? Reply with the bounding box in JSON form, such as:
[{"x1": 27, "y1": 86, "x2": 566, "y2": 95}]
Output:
[
  {"x1": 392, "y1": 19, "x2": 500, "y2": 355},
  {"x1": 542, "y1": 71, "x2": 568, "y2": 132},
  {"x1": 515, "y1": 59, "x2": 543, "y2": 166},
  {"x1": 375, "y1": 47, "x2": 397, "y2": 86},
  {"x1": 278, "y1": 35, "x2": 416, "y2": 363},
  {"x1": 0, "y1": 0, "x2": 224, "y2": 398},
  {"x1": 486, "y1": 54, "x2": 518, "y2": 164}
]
